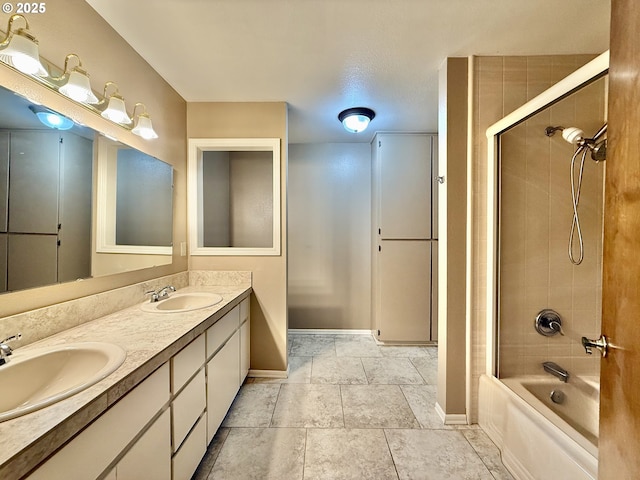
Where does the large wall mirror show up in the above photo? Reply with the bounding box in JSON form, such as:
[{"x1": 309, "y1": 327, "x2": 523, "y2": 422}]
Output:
[
  {"x1": 0, "y1": 83, "x2": 173, "y2": 293},
  {"x1": 188, "y1": 138, "x2": 281, "y2": 256}
]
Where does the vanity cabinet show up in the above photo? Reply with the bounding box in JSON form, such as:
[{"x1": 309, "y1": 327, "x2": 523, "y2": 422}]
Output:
[{"x1": 24, "y1": 295, "x2": 250, "y2": 480}]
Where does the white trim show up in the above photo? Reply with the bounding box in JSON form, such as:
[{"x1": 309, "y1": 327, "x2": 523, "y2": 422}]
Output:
[
  {"x1": 248, "y1": 369, "x2": 288, "y2": 379},
  {"x1": 484, "y1": 51, "x2": 609, "y2": 377},
  {"x1": 435, "y1": 402, "x2": 469, "y2": 425},
  {"x1": 465, "y1": 55, "x2": 474, "y2": 422},
  {"x1": 288, "y1": 329, "x2": 375, "y2": 336},
  {"x1": 187, "y1": 138, "x2": 281, "y2": 256}
]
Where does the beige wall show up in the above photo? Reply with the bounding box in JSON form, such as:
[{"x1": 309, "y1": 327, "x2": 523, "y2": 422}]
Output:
[
  {"x1": 437, "y1": 57, "x2": 468, "y2": 418},
  {"x1": 469, "y1": 54, "x2": 597, "y2": 421},
  {"x1": 499, "y1": 76, "x2": 605, "y2": 378},
  {"x1": 0, "y1": 0, "x2": 187, "y2": 319},
  {"x1": 288, "y1": 143, "x2": 371, "y2": 330},
  {"x1": 187, "y1": 102, "x2": 288, "y2": 372}
]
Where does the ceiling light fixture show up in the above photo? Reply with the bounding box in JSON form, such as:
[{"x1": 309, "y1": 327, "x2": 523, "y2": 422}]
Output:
[
  {"x1": 29, "y1": 104, "x2": 74, "y2": 130},
  {"x1": 57, "y1": 54, "x2": 99, "y2": 104},
  {"x1": 131, "y1": 103, "x2": 158, "y2": 140},
  {"x1": 101, "y1": 81, "x2": 132, "y2": 125},
  {"x1": 338, "y1": 107, "x2": 376, "y2": 133},
  {"x1": 0, "y1": 14, "x2": 48, "y2": 76}
]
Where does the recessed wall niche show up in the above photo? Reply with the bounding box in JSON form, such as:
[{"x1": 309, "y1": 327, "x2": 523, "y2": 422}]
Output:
[{"x1": 188, "y1": 138, "x2": 281, "y2": 256}]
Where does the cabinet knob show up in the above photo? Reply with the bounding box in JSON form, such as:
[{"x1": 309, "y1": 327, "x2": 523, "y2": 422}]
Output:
[{"x1": 436, "y1": 176, "x2": 445, "y2": 184}]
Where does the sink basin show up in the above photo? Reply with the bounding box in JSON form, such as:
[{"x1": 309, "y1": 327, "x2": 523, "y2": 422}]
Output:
[
  {"x1": 140, "y1": 292, "x2": 223, "y2": 313},
  {"x1": 0, "y1": 342, "x2": 126, "y2": 422}
]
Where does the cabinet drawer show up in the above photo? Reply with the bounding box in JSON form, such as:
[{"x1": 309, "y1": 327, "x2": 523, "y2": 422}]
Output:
[
  {"x1": 172, "y1": 368, "x2": 206, "y2": 452},
  {"x1": 28, "y1": 363, "x2": 170, "y2": 480},
  {"x1": 172, "y1": 334, "x2": 205, "y2": 393},
  {"x1": 206, "y1": 305, "x2": 239, "y2": 357},
  {"x1": 240, "y1": 296, "x2": 250, "y2": 322},
  {"x1": 172, "y1": 414, "x2": 207, "y2": 480},
  {"x1": 207, "y1": 330, "x2": 240, "y2": 443}
]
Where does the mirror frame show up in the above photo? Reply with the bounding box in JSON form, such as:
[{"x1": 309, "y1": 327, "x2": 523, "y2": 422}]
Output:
[
  {"x1": 188, "y1": 137, "x2": 281, "y2": 256},
  {"x1": 95, "y1": 135, "x2": 174, "y2": 255},
  {"x1": 484, "y1": 51, "x2": 609, "y2": 376}
]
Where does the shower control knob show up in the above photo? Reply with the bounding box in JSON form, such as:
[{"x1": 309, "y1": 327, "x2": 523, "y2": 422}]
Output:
[{"x1": 581, "y1": 335, "x2": 608, "y2": 358}]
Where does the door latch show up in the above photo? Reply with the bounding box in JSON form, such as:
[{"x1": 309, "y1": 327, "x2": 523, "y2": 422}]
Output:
[{"x1": 581, "y1": 334, "x2": 608, "y2": 358}]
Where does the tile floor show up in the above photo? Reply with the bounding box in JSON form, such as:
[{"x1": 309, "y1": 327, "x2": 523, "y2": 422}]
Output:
[{"x1": 193, "y1": 333, "x2": 513, "y2": 480}]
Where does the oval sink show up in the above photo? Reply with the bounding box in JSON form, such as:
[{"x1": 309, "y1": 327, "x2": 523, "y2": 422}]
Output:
[
  {"x1": 140, "y1": 292, "x2": 223, "y2": 313},
  {"x1": 0, "y1": 342, "x2": 126, "y2": 422}
]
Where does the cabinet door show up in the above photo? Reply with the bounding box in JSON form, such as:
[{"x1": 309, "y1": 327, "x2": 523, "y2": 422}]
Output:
[
  {"x1": 8, "y1": 131, "x2": 60, "y2": 234},
  {"x1": 207, "y1": 330, "x2": 240, "y2": 443},
  {"x1": 117, "y1": 409, "x2": 171, "y2": 480},
  {"x1": 58, "y1": 133, "x2": 92, "y2": 283},
  {"x1": 0, "y1": 132, "x2": 8, "y2": 232},
  {"x1": 377, "y1": 134, "x2": 432, "y2": 239},
  {"x1": 378, "y1": 240, "x2": 432, "y2": 342},
  {"x1": 8, "y1": 234, "x2": 57, "y2": 291}
]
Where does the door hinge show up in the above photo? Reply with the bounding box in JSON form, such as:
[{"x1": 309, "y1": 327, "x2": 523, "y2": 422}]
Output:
[
  {"x1": 58, "y1": 223, "x2": 62, "y2": 230},
  {"x1": 57, "y1": 239, "x2": 61, "y2": 246},
  {"x1": 378, "y1": 140, "x2": 381, "y2": 147},
  {"x1": 378, "y1": 245, "x2": 381, "y2": 252},
  {"x1": 377, "y1": 330, "x2": 381, "y2": 336},
  {"x1": 59, "y1": 137, "x2": 63, "y2": 144},
  {"x1": 378, "y1": 228, "x2": 381, "y2": 235}
]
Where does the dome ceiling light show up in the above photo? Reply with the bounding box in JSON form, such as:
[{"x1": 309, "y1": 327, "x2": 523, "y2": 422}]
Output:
[{"x1": 338, "y1": 107, "x2": 375, "y2": 133}]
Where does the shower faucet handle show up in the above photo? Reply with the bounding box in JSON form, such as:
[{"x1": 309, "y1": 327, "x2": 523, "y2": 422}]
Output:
[{"x1": 581, "y1": 335, "x2": 608, "y2": 358}]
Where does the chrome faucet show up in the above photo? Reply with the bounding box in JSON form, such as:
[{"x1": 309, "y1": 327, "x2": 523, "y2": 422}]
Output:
[
  {"x1": 145, "y1": 285, "x2": 176, "y2": 303},
  {"x1": 542, "y1": 361, "x2": 569, "y2": 383},
  {"x1": 0, "y1": 333, "x2": 22, "y2": 366}
]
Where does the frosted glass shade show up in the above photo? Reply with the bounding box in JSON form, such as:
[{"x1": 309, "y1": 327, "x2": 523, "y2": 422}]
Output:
[
  {"x1": 59, "y1": 70, "x2": 99, "y2": 104},
  {"x1": 132, "y1": 115, "x2": 158, "y2": 139},
  {"x1": 338, "y1": 107, "x2": 375, "y2": 133},
  {"x1": 101, "y1": 95, "x2": 132, "y2": 124},
  {"x1": 0, "y1": 32, "x2": 47, "y2": 76}
]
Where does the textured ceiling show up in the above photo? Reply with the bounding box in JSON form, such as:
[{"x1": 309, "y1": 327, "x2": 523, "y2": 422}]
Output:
[{"x1": 85, "y1": 0, "x2": 610, "y2": 144}]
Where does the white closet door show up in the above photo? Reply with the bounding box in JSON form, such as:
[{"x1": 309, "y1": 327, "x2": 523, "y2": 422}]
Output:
[
  {"x1": 378, "y1": 134, "x2": 432, "y2": 239},
  {"x1": 378, "y1": 240, "x2": 431, "y2": 342}
]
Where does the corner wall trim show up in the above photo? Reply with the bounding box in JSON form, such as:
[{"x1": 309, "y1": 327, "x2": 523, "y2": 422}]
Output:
[
  {"x1": 435, "y1": 402, "x2": 469, "y2": 425},
  {"x1": 288, "y1": 329, "x2": 375, "y2": 336}
]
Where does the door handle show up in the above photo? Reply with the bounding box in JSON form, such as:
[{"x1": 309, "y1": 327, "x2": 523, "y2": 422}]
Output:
[{"x1": 581, "y1": 335, "x2": 608, "y2": 358}]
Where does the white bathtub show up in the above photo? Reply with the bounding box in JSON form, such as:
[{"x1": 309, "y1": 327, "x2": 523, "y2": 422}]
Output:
[{"x1": 479, "y1": 374, "x2": 598, "y2": 480}]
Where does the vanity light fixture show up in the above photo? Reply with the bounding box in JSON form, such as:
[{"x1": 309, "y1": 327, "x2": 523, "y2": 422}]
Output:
[
  {"x1": 29, "y1": 104, "x2": 74, "y2": 130},
  {"x1": 338, "y1": 107, "x2": 376, "y2": 133},
  {"x1": 57, "y1": 54, "x2": 99, "y2": 104},
  {"x1": 0, "y1": 14, "x2": 47, "y2": 76},
  {"x1": 100, "y1": 81, "x2": 132, "y2": 125},
  {"x1": 131, "y1": 103, "x2": 158, "y2": 139}
]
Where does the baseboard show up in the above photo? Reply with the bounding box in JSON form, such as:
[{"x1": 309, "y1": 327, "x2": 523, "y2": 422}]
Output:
[
  {"x1": 288, "y1": 329, "x2": 375, "y2": 336},
  {"x1": 435, "y1": 402, "x2": 468, "y2": 425},
  {"x1": 248, "y1": 369, "x2": 288, "y2": 379}
]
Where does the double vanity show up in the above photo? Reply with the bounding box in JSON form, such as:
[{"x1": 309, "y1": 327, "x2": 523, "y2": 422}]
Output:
[{"x1": 0, "y1": 280, "x2": 251, "y2": 480}]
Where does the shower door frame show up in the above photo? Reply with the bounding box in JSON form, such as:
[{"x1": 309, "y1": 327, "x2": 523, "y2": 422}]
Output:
[{"x1": 484, "y1": 51, "x2": 610, "y2": 377}]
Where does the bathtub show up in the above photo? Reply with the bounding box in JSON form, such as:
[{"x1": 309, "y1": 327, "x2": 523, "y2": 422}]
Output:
[{"x1": 479, "y1": 374, "x2": 598, "y2": 480}]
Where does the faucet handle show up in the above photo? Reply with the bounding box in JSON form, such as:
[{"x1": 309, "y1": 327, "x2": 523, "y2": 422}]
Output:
[
  {"x1": 581, "y1": 335, "x2": 608, "y2": 357},
  {"x1": 1, "y1": 333, "x2": 22, "y2": 344}
]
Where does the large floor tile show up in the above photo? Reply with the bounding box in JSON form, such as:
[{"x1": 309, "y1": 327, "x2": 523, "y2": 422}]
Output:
[
  {"x1": 290, "y1": 335, "x2": 336, "y2": 357},
  {"x1": 462, "y1": 429, "x2": 515, "y2": 480},
  {"x1": 253, "y1": 356, "x2": 313, "y2": 384},
  {"x1": 409, "y1": 356, "x2": 437, "y2": 384},
  {"x1": 385, "y1": 429, "x2": 494, "y2": 480},
  {"x1": 209, "y1": 428, "x2": 306, "y2": 480},
  {"x1": 400, "y1": 384, "x2": 448, "y2": 429},
  {"x1": 222, "y1": 384, "x2": 281, "y2": 427},
  {"x1": 361, "y1": 357, "x2": 424, "y2": 384},
  {"x1": 271, "y1": 384, "x2": 344, "y2": 427},
  {"x1": 335, "y1": 335, "x2": 382, "y2": 357},
  {"x1": 304, "y1": 429, "x2": 398, "y2": 480},
  {"x1": 193, "y1": 427, "x2": 229, "y2": 480},
  {"x1": 311, "y1": 356, "x2": 367, "y2": 384},
  {"x1": 341, "y1": 384, "x2": 419, "y2": 428}
]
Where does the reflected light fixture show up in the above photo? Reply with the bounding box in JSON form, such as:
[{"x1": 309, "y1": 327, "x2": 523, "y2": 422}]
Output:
[
  {"x1": 58, "y1": 54, "x2": 99, "y2": 104},
  {"x1": 100, "y1": 81, "x2": 132, "y2": 124},
  {"x1": 131, "y1": 103, "x2": 158, "y2": 140},
  {"x1": 29, "y1": 104, "x2": 74, "y2": 130},
  {"x1": 0, "y1": 14, "x2": 47, "y2": 76},
  {"x1": 338, "y1": 107, "x2": 375, "y2": 133}
]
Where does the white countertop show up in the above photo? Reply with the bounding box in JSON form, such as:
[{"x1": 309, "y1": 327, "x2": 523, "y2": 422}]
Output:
[{"x1": 0, "y1": 285, "x2": 251, "y2": 479}]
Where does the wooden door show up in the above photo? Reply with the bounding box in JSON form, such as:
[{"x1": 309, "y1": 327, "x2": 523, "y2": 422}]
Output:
[{"x1": 599, "y1": 1, "x2": 640, "y2": 477}]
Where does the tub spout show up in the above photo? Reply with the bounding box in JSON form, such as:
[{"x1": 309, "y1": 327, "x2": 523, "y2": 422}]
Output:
[{"x1": 542, "y1": 361, "x2": 569, "y2": 383}]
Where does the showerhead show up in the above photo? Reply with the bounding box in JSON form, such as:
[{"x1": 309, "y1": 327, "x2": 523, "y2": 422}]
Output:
[
  {"x1": 545, "y1": 123, "x2": 607, "y2": 161},
  {"x1": 561, "y1": 127, "x2": 586, "y2": 145}
]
